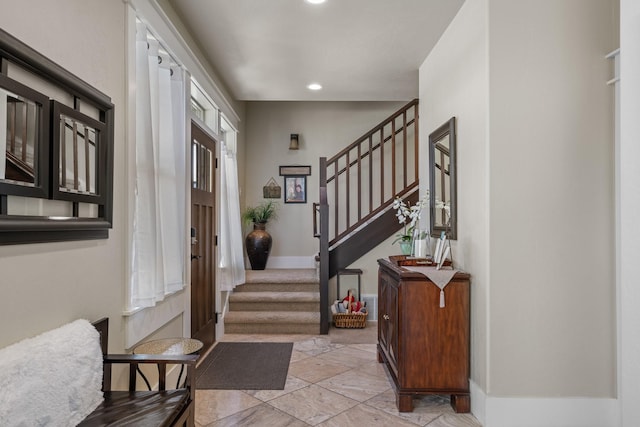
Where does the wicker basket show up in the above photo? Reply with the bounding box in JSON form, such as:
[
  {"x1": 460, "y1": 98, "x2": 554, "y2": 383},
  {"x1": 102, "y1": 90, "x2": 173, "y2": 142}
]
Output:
[{"x1": 333, "y1": 312, "x2": 367, "y2": 329}]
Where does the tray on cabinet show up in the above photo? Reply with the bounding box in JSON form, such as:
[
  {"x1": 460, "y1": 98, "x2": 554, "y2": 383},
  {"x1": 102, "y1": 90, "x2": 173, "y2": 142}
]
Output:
[{"x1": 389, "y1": 255, "x2": 451, "y2": 267}]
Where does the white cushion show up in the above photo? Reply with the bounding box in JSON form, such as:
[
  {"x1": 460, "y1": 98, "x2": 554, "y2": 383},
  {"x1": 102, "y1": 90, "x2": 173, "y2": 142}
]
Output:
[{"x1": 0, "y1": 319, "x2": 104, "y2": 426}]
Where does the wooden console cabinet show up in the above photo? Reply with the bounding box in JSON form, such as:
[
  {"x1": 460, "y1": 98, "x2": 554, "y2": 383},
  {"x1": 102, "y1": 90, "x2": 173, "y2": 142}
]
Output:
[{"x1": 377, "y1": 257, "x2": 470, "y2": 413}]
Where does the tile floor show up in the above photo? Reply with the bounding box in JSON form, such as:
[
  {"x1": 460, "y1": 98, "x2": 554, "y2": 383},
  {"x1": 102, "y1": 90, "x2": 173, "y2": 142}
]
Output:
[{"x1": 195, "y1": 326, "x2": 482, "y2": 427}]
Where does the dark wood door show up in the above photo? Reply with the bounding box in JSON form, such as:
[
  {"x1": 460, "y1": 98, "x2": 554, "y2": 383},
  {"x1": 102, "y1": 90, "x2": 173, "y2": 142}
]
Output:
[{"x1": 191, "y1": 121, "x2": 216, "y2": 351}]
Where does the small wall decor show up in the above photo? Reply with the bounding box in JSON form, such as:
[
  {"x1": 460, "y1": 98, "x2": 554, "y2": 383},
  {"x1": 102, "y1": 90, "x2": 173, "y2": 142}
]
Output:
[
  {"x1": 262, "y1": 177, "x2": 281, "y2": 199},
  {"x1": 279, "y1": 165, "x2": 311, "y2": 176},
  {"x1": 289, "y1": 134, "x2": 299, "y2": 150},
  {"x1": 284, "y1": 176, "x2": 306, "y2": 203}
]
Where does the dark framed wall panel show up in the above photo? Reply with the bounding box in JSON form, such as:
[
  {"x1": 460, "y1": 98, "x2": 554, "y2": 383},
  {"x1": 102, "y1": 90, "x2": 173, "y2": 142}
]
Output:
[
  {"x1": 0, "y1": 28, "x2": 114, "y2": 245},
  {"x1": 0, "y1": 73, "x2": 50, "y2": 199},
  {"x1": 51, "y1": 101, "x2": 109, "y2": 205}
]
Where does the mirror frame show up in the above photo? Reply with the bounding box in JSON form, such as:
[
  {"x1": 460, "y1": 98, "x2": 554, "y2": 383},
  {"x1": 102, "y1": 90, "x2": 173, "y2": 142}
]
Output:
[
  {"x1": 429, "y1": 117, "x2": 457, "y2": 240},
  {"x1": 0, "y1": 28, "x2": 114, "y2": 245}
]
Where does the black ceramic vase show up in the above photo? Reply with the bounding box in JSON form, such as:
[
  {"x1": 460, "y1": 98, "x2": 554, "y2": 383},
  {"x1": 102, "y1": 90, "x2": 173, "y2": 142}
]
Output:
[{"x1": 245, "y1": 222, "x2": 272, "y2": 270}]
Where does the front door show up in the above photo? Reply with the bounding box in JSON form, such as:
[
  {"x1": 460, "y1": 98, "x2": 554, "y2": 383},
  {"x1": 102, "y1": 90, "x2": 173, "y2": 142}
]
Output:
[{"x1": 191, "y1": 121, "x2": 216, "y2": 351}]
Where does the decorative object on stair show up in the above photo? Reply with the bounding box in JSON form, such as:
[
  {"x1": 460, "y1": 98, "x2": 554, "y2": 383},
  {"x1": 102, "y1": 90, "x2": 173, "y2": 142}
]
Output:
[
  {"x1": 392, "y1": 193, "x2": 429, "y2": 254},
  {"x1": 196, "y1": 342, "x2": 293, "y2": 390},
  {"x1": 243, "y1": 200, "x2": 278, "y2": 270}
]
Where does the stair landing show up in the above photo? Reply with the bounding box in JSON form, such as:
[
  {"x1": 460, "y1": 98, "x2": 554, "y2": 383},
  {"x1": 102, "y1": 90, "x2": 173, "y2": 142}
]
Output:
[{"x1": 224, "y1": 268, "x2": 320, "y2": 334}]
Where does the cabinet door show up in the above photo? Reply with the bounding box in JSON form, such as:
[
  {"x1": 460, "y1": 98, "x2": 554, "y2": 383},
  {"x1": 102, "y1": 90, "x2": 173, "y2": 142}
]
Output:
[
  {"x1": 378, "y1": 272, "x2": 390, "y2": 350},
  {"x1": 387, "y1": 281, "x2": 399, "y2": 373},
  {"x1": 379, "y1": 271, "x2": 399, "y2": 376}
]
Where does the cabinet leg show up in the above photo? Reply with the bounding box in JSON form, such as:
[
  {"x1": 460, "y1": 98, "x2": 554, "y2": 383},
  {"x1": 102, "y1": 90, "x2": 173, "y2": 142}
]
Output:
[
  {"x1": 450, "y1": 394, "x2": 470, "y2": 413},
  {"x1": 397, "y1": 393, "x2": 414, "y2": 412},
  {"x1": 377, "y1": 349, "x2": 383, "y2": 363}
]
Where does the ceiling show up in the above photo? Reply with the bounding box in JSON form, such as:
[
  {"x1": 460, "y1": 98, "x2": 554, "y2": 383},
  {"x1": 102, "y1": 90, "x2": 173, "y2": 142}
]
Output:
[{"x1": 166, "y1": 0, "x2": 464, "y2": 101}]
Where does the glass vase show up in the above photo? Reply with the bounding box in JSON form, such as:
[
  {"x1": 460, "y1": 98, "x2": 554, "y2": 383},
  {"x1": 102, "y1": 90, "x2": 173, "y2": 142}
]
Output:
[
  {"x1": 411, "y1": 228, "x2": 431, "y2": 258},
  {"x1": 399, "y1": 241, "x2": 412, "y2": 255}
]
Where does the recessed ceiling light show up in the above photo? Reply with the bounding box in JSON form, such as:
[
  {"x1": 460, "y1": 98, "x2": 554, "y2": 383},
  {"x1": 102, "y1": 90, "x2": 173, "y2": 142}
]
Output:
[
  {"x1": 306, "y1": 0, "x2": 326, "y2": 4},
  {"x1": 307, "y1": 83, "x2": 322, "y2": 91}
]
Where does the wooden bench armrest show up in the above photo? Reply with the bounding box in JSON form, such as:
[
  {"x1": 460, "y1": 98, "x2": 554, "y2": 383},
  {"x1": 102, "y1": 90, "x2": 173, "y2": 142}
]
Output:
[
  {"x1": 104, "y1": 353, "x2": 198, "y2": 365},
  {"x1": 102, "y1": 353, "x2": 199, "y2": 393},
  {"x1": 92, "y1": 318, "x2": 197, "y2": 426}
]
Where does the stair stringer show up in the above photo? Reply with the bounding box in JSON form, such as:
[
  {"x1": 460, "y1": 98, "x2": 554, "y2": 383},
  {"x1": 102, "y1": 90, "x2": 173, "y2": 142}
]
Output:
[{"x1": 328, "y1": 190, "x2": 419, "y2": 278}]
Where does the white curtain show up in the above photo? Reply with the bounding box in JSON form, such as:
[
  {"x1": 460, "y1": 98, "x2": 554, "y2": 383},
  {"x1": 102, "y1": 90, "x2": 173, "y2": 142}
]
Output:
[
  {"x1": 129, "y1": 22, "x2": 186, "y2": 310},
  {"x1": 218, "y1": 134, "x2": 245, "y2": 291}
]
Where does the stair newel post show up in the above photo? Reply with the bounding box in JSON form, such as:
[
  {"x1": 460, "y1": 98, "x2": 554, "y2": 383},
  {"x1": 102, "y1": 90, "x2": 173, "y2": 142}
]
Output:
[{"x1": 319, "y1": 157, "x2": 329, "y2": 334}]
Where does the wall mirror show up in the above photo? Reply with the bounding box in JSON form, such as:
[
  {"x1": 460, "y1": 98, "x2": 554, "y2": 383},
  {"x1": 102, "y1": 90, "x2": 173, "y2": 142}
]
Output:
[
  {"x1": 52, "y1": 101, "x2": 106, "y2": 202},
  {"x1": 0, "y1": 74, "x2": 50, "y2": 198},
  {"x1": 0, "y1": 28, "x2": 114, "y2": 245},
  {"x1": 429, "y1": 117, "x2": 457, "y2": 240}
]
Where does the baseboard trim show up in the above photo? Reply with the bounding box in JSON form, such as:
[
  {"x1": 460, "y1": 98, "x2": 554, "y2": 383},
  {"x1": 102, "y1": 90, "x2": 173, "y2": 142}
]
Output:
[
  {"x1": 470, "y1": 380, "x2": 486, "y2": 425},
  {"x1": 470, "y1": 380, "x2": 620, "y2": 427}
]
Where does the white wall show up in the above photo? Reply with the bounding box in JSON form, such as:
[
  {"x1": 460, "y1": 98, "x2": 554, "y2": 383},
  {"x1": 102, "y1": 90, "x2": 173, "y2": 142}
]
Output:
[
  {"x1": 0, "y1": 0, "x2": 127, "y2": 353},
  {"x1": 421, "y1": 0, "x2": 617, "y2": 425},
  {"x1": 489, "y1": 0, "x2": 615, "y2": 398},
  {"x1": 420, "y1": 0, "x2": 490, "y2": 395},
  {"x1": 619, "y1": 0, "x2": 640, "y2": 425}
]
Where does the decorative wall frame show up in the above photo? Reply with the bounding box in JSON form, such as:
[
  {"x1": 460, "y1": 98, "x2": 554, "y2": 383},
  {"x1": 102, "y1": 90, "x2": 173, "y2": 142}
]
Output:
[
  {"x1": 0, "y1": 29, "x2": 114, "y2": 245},
  {"x1": 0, "y1": 73, "x2": 50, "y2": 199},
  {"x1": 279, "y1": 165, "x2": 311, "y2": 176},
  {"x1": 51, "y1": 101, "x2": 108, "y2": 204},
  {"x1": 262, "y1": 177, "x2": 281, "y2": 199},
  {"x1": 284, "y1": 176, "x2": 307, "y2": 203}
]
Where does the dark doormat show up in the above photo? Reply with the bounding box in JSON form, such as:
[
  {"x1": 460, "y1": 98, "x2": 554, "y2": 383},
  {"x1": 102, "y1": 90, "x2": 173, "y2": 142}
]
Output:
[{"x1": 196, "y1": 342, "x2": 293, "y2": 390}]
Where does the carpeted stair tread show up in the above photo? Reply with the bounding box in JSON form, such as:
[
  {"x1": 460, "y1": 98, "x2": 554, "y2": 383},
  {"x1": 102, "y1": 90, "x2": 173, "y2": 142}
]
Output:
[
  {"x1": 244, "y1": 269, "x2": 318, "y2": 284},
  {"x1": 234, "y1": 282, "x2": 319, "y2": 292},
  {"x1": 225, "y1": 311, "x2": 320, "y2": 324},
  {"x1": 229, "y1": 291, "x2": 320, "y2": 302},
  {"x1": 225, "y1": 269, "x2": 321, "y2": 334},
  {"x1": 224, "y1": 323, "x2": 320, "y2": 334},
  {"x1": 224, "y1": 311, "x2": 320, "y2": 334}
]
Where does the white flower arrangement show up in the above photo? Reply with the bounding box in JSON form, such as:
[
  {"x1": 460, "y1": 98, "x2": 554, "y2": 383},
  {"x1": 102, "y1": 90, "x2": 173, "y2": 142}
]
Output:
[
  {"x1": 435, "y1": 199, "x2": 451, "y2": 219},
  {"x1": 392, "y1": 193, "x2": 429, "y2": 244}
]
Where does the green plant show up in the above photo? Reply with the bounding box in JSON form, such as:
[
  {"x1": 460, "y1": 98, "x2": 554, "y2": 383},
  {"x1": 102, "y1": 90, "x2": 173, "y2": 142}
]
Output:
[{"x1": 242, "y1": 200, "x2": 278, "y2": 224}]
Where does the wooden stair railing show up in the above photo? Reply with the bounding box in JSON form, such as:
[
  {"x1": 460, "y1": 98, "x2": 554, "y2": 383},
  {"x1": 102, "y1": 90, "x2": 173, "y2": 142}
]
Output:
[{"x1": 314, "y1": 99, "x2": 419, "y2": 334}]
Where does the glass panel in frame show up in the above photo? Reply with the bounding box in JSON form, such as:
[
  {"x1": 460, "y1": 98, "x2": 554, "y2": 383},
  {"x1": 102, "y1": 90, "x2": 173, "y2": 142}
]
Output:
[
  {"x1": 0, "y1": 74, "x2": 49, "y2": 198},
  {"x1": 51, "y1": 101, "x2": 106, "y2": 204}
]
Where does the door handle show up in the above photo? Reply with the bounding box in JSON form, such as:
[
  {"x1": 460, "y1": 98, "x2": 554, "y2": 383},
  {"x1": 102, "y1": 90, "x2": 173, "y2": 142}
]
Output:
[
  {"x1": 191, "y1": 254, "x2": 202, "y2": 260},
  {"x1": 383, "y1": 314, "x2": 390, "y2": 320}
]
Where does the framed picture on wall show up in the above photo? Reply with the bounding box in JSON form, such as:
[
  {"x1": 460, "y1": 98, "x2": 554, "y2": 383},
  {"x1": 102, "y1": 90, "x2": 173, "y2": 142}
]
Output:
[{"x1": 284, "y1": 176, "x2": 306, "y2": 203}]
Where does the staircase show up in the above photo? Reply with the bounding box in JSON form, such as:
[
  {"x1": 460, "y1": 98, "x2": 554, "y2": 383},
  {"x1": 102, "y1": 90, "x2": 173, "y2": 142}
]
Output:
[
  {"x1": 224, "y1": 269, "x2": 321, "y2": 334},
  {"x1": 316, "y1": 99, "x2": 420, "y2": 333},
  {"x1": 226, "y1": 99, "x2": 419, "y2": 335}
]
